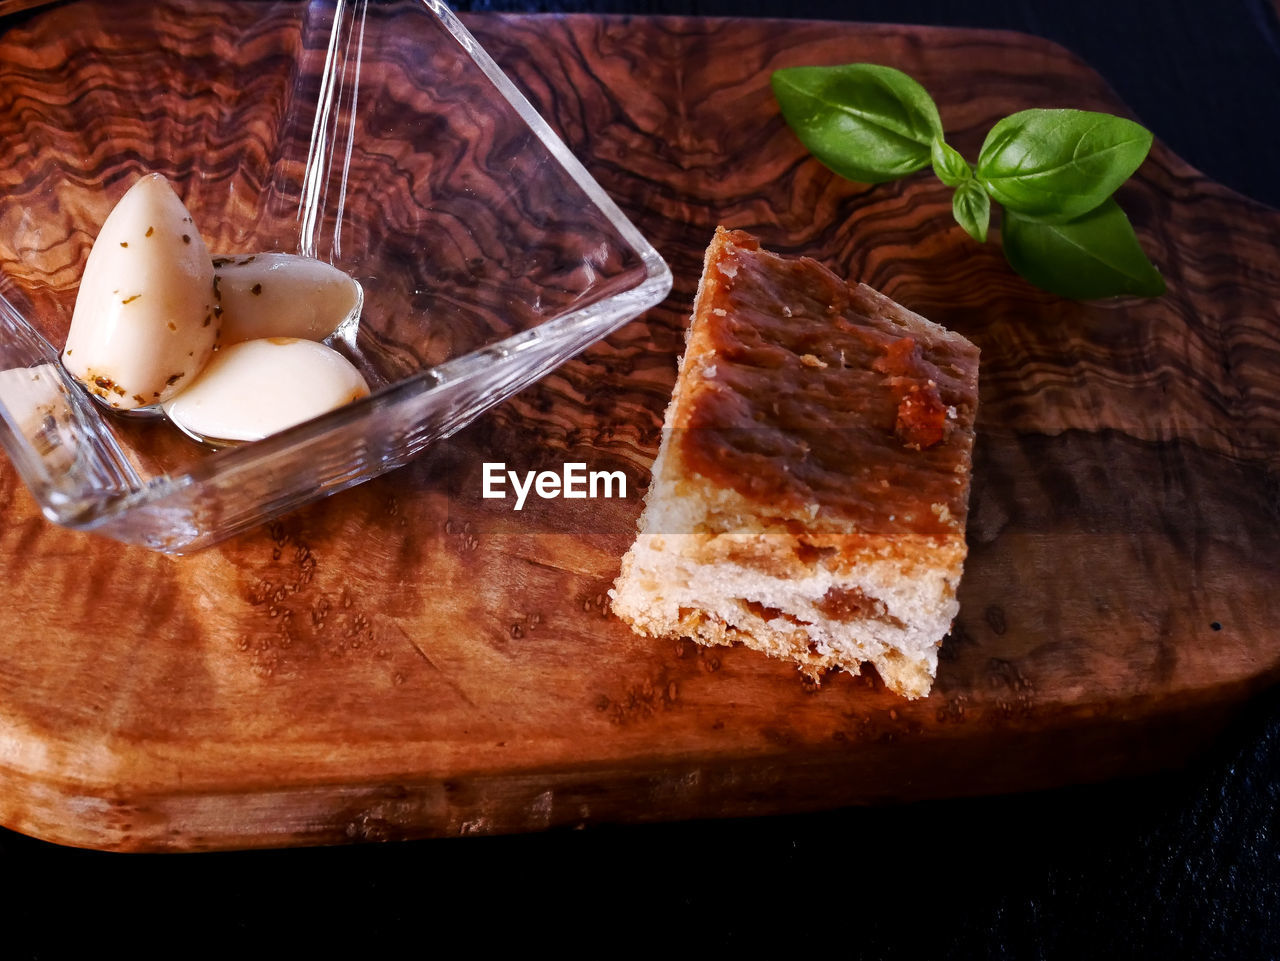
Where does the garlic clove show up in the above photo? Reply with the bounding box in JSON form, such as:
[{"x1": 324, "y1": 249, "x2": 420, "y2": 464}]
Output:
[
  {"x1": 211, "y1": 253, "x2": 361, "y2": 345},
  {"x1": 161, "y1": 338, "x2": 370, "y2": 445},
  {"x1": 61, "y1": 173, "x2": 217, "y2": 411}
]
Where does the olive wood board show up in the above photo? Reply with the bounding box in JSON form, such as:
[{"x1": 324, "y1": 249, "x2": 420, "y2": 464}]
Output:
[{"x1": 1, "y1": 10, "x2": 1278, "y2": 851}]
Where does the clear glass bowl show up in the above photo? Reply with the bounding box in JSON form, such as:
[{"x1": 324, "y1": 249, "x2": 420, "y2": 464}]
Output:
[{"x1": 0, "y1": 0, "x2": 671, "y2": 553}]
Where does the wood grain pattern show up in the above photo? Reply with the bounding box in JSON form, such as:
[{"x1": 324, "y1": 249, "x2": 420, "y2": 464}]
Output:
[
  {"x1": 0, "y1": 0, "x2": 59, "y2": 15},
  {"x1": 1, "y1": 8, "x2": 1279, "y2": 850}
]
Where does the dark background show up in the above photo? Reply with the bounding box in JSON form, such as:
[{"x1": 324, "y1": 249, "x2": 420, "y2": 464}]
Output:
[{"x1": 3, "y1": 2, "x2": 1279, "y2": 957}]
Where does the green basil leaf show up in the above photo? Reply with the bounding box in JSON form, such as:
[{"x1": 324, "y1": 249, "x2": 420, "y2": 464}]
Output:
[
  {"x1": 1001, "y1": 198, "x2": 1165, "y2": 299},
  {"x1": 952, "y1": 179, "x2": 990, "y2": 243},
  {"x1": 977, "y1": 109, "x2": 1153, "y2": 222},
  {"x1": 772, "y1": 64, "x2": 943, "y2": 184},
  {"x1": 931, "y1": 138, "x2": 972, "y2": 187}
]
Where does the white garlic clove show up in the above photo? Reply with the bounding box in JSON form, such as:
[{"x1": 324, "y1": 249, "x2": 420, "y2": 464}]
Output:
[
  {"x1": 161, "y1": 338, "x2": 370, "y2": 444},
  {"x1": 61, "y1": 173, "x2": 217, "y2": 411},
  {"x1": 211, "y1": 253, "x2": 361, "y2": 345}
]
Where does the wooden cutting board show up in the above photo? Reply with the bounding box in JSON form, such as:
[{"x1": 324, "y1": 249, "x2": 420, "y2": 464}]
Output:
[{"x1": 2, "y1": 10, "x2": 1278, "y2": 851}]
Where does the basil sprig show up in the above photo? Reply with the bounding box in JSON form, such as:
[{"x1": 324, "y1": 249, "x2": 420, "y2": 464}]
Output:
[{"x1": 771, "y1": 63, "x2": 1165, "y2": 300}]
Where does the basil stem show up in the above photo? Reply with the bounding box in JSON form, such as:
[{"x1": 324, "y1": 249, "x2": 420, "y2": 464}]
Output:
[
  {"x1": 1002, "y1": 198, "x2": 1166, "y2": 299},
  {"x1": 771, "y1": 64, "x2": 943, "y2": 184},
  {"x1": 977, "y1": 109, "x2": 1154, "y2": 223}
]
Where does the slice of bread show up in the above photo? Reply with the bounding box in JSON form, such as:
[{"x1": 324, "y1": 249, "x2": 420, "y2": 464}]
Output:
[{"x1": 610, "y1": 228, "x2": 980, "y2": 698}]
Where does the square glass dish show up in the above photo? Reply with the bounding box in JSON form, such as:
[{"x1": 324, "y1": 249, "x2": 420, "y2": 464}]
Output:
[{"x1": 0, "y1": 0, "x2": 671, "y2": 553}]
